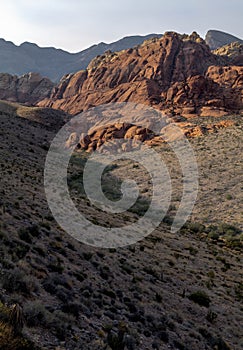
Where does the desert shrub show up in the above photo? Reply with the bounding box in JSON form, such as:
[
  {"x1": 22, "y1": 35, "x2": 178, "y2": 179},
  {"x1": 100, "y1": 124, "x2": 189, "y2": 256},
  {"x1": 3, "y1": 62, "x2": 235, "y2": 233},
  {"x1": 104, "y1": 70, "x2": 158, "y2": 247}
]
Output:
[
  {"x1": 32, "y1": 245, "x2": 46, "y2": 257},
  {"x1": 225, "y1": 194, "x2": 233, "y2": 200},
  {"x1": 216, "y1": 256, "x2": 231, "y2": 272},
  {"x1": 173, "y1": 340, "x2": 186, "y2": 350},
  {"x1": 1, "y1": 258, "x2": 14, "y2": 269},
  {"x1": 186, "y1": 245, "x2": 198, "y2": 255},
  {"x1": 49, "y1": 310, "x2": 75, "y2": 340},
  {"x1": 206, "y1": 223, "x2": 242, "y2": 249},
  {"x1": 120, "y1": 263, "x2": 133, "y2": 275},
  {"x1": 82, "y1": 252, "x2": 93, "y2": 260},
  {"x1": 47, "y1": 260, "x2": 64, "y2": 273},
  {"x1": 162, "y1": 215, "x2": 173, "y2": 225},
  {"x1": 73, "y1": 271, "x2": 87, "y2": 282},
  {"x1": 186, "y1": 222, "x2": 205, "y2": 233},
  {"x1": 14, "y1": 243, "x2": 30, "y2": 260},
  {"x1": 128, "y1": 197, "x2": 150, "y2": 216},
  {"x1": 143, "y1": 266, "x2": 159, "y2": 278},
  {"x1": 206, "y1": 310, "x2": 218, "y2": 323},
  {"x1": 61, "y1": 302, "x2": 81, "y2": 318},
  {"x1": 42, "y1": 278, "x2": 57, "y2": 295},
  {"x1": 99, "y1": 266, "x2": 110, "y2": 280},
  {"x1": 217, "y1": 223, "x2": 241, "y2": 236},
  {"x1": 56, "y1": 286, "x2": 73, "y2": 303},
  {"x1": 23, "y1": 301, "x2": 49, "y2": 327},
  {"x1": 155, "y1": 292, "x2": 162, "y2": 303},
  {"x1": 43, "y1": 273, "x2": 71, "y2": 293},
  {"x1": 189, "y1": 291, "x2": 211, "y2": 307},
  {"x1": 0, "y1": 302, "x2": 9, "y2": 323},
  {"x1": 44, "y1": 214, "x2": 55, "y2": 222},
  {"x1": 1, "y1": 268, "x2": 38, "y2": 295},
  {"x1": 101, "y1": 289, "x2": 116, "y2": 299},
  {"x1": 199, "y1": 328, "x2": 232, "y2": 350},
  {"x1": 26, "y1": 225, "x2": 40, "y2": 238},
  {"x1": 0, "y1": 302, "x2": 40, "y2": 349},
  {"x1": 207, "y1": 231, "x2": 220, "y2": 240},
  {"x1": 0, "y1": 321, "x2": 39, "y2": 350},
  {"x1": 17, "y1": 225, "x2": 40, "y2": 244},
  {"x1": 18, "y1": 228, "x2": 32, "y2": 243},
  {"x1": 235, "y1": 283, "x2": 242, "y2": 301}
]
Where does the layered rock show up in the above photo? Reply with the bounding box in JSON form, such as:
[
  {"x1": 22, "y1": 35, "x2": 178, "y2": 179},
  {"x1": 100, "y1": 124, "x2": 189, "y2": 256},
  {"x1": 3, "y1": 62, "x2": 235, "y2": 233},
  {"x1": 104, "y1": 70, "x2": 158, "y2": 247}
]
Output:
[
  {"x1": 0, "y1": 72, "x2": 54, "y2": 104},
  {"x1": 163, "y1": 66, "x2": 243, "y2": 117},
  {"x1": 68, "y1": 123, "x2": 155, "y2": 152},
  {"x1": 213, "y1": 42, "x2": 243, "y2": 66},
  {"x1": 66, "y1": 117, "x2": 236, "y2": 152}
]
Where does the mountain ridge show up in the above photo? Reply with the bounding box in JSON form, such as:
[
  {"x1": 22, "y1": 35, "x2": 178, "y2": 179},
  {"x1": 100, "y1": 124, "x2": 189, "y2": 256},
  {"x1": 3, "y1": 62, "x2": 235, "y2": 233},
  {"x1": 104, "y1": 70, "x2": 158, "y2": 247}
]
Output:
[
  {"x1": 205, "y1": 29, "x2": 243, "y2": 50},
  {"x1": 0, "y1": 34, "x2": 161, "y2": 82},
  {"x1": 0, "y1": 30, "x2": 242, "y2": 82}
]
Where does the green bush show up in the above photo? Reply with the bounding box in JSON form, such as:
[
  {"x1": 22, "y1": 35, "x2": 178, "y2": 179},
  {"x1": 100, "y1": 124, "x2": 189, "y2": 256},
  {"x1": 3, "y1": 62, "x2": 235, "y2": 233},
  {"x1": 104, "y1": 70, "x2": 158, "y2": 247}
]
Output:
[
  {"x1": 189, "y1": 291, "x2": 211, "y2": 307},
  {"x1": 186, "y1": 222, "x2": 205, "y2": 233}
]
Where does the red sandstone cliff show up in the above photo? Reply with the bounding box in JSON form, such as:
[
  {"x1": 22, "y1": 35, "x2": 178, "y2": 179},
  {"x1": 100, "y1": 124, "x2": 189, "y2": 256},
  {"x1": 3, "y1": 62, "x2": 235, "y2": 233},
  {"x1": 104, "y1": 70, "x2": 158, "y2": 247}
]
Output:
[{"x1": 38, "y1": 32, "x2": 243, "y2": 117}]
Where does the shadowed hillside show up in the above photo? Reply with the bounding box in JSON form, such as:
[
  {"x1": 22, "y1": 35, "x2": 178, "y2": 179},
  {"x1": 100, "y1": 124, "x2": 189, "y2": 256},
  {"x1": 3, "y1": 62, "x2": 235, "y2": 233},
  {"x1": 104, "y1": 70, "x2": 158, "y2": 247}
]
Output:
[{"x1": 0, "y1": 101, "x2": 242, "y2": 349}]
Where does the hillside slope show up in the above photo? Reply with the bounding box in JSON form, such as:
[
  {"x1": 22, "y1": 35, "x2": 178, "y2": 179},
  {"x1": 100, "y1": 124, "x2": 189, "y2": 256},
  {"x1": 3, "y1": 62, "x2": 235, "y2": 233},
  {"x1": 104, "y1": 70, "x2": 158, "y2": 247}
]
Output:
[{"x1": 0, "y1": 101, "x2": 242, "y2": 349}]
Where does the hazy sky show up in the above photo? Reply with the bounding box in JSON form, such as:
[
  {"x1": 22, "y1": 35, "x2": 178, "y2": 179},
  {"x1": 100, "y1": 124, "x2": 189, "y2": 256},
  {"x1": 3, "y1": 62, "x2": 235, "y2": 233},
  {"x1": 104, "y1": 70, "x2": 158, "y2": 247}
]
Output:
[{"x1": 0, "y1": 0, "x2": 242, "y2": 52}]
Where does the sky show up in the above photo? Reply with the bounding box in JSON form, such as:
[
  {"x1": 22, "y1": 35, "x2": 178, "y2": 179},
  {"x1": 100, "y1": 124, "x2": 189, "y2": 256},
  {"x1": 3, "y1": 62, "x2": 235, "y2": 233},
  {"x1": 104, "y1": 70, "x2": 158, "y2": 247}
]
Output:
[{"x1": 0, "y1": 0, "x2": 242, "y2": 52}]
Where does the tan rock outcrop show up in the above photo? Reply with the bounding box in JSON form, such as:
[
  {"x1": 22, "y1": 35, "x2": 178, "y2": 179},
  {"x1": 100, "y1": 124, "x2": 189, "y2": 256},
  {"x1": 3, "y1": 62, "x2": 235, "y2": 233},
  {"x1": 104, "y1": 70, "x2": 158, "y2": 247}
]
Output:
[{"x1": 0, "y1": 72, "x2": 54, "y2": 104}]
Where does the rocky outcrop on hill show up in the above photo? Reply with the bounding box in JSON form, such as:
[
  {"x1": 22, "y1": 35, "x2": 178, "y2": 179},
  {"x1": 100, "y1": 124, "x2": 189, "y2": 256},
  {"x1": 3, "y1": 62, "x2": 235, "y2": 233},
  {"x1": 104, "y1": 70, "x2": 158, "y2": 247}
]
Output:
[
  {"x1": 66, "y1": 123, "x2": 158, "y2": 152},
  {"x1": 66, "y1": 114, "x2": 237, "y2": 152},
  {"x1": 0, "y1": 72, "x2": 54, "y2": 104},
  {"x1": 213, "y1": 42, "x2": 243, "y2": 65},
  {"x1": 38, "y1": 32, "x2": 243, "y2": 118},
  {"x1": 164, "y1": 65, "x2": 243, "y2": 117},
  {"x1": 205, "y1": 30, "x2": 243, "y2": 50}
]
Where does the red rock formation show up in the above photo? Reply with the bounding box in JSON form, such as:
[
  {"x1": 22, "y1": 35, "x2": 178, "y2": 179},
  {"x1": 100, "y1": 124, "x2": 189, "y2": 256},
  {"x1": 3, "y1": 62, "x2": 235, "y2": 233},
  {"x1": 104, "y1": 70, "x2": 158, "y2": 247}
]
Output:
[
  {"x1": 39, "y1": 32, "x2": 242, "y2": 116},
  {"x1": 37, "y1": 31, "x2": 243, "y2": 148}
]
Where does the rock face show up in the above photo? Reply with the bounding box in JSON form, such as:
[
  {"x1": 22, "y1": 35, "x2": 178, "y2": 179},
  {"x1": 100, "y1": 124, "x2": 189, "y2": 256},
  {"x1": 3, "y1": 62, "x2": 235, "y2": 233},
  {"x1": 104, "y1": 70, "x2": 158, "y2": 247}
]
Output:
[
  {"x1": 205, "y1": 30, "x2": 243, "y2": 50},
  {"x1": 0, "y1": 72, "x2": 54, "y2": 104},
  {"x1": 38, "y1": 32, "x2": 243, "y2": 117},
  {"x1": 0, "y1": 34, "x2": 161, "y2": 82},
  {"x1": 164, "y1": 65, "x2": 243, "y2": 116},
  {"x1": 68, "y1": 123, "x2": 156, "y2": 152},
  {"x1": 213, "y1": 42, "x2": 243, "y2": 66}
]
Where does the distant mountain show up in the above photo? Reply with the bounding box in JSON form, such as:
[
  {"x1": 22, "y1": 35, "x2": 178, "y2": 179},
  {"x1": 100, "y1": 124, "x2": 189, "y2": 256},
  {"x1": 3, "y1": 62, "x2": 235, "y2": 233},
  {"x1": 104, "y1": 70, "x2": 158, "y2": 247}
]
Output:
[
  {"x1": 0, "y1": 30, "x2": 242, "y2": 82},
  {"x1": 0, "y1": 34, "x2": 161, "y2": 82},
  {"x1": 205, "y1": 30, "x2": 243, "y2": 50}
]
